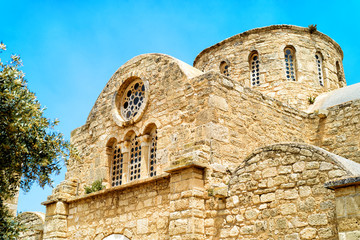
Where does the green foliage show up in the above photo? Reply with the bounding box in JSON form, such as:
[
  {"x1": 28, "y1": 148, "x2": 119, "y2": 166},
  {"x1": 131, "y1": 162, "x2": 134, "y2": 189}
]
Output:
[
  {"x1": 308, "y1": 24, "x2": 317, "y2": 33},
  {"x1": 0, "y1": 203, "x2": 24, "y2": 239},
  {"x1": 84, "y1": 179, "x2": 105, "y2": 194},
  {"x1": 0, "y1": 43, "x2": 73, "y2": 236},
  {"x1": 308, "y1": 95, "x2": 316, "y2": 104}
]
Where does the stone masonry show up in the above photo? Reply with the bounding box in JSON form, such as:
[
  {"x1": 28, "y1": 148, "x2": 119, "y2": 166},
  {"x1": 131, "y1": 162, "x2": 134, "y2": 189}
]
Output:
[{"x1": 18, "y1": 25, "x2": 360, "y2": 240}]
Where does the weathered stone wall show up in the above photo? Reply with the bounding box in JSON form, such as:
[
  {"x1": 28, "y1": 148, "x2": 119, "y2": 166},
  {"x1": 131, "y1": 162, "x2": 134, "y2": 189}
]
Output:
[
  {"x1": 66, "y1": 176, "x2": 170, "y2": 240},
  {"x1": 41, "y1": 28, "x2": 360, "y2": 240},
  {"x1": 311, "y1": 99, "x2": 360, "y2": 164},
  {"x1": 207, "y1": 143, "x2": 355, "y2": 240},
  {"x1": 67, "y1": 54, "x2": 314, "y2": 195},
  {"x1": 67, "y1": 54, "x2": 204, "y2": 192},
  {"x1": 194, "y1": 25, "x2": 345, "y2": 111},
  {"x1": 325, "y1": 177, "x2": 360, "y2": 240},
  {"x1": 187, "y1": 71, "x2": 312, "y2": 173},
  {"x1": 18, "y1": 212, "x2": 45, "y2": 240}
]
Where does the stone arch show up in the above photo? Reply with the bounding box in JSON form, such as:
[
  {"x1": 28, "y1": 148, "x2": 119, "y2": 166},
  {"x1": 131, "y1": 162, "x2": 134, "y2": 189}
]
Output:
[
  {"x1": 335, "y1": 60, "x2": 345, "y2": 86},
  {"x1": 141, "y1": 123, "x2": 158, "y2": 177},
  {"x1": 248, "y1": 50, "x2": 260, "y2": 87},
  {"x1": 18, "y1": 212, "x2": 45, "y2": 240},
  {"x1": 122, "y1": 129, "x2": 138, "y2": 142},
  {"x1": 219, "y1": 60, "x2": 230, "y2": 77},
  {"x1": 222, "y1": 143, "x2": 360, "y2": 239},
  {"x1": 105, "y1": 137, "x2": 119, "y2": 186},
  {"x1": 284, "y1": 45, "x2": 297, "y2": 81},
  {"x1": 142, "y1": 122, "x2": 157, "y2": 135}
]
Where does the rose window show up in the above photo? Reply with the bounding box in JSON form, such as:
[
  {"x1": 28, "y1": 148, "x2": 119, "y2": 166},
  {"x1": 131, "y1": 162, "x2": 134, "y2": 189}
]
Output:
[{"x1": 121, "y1": 80, "x2": 145, "y2": 121}]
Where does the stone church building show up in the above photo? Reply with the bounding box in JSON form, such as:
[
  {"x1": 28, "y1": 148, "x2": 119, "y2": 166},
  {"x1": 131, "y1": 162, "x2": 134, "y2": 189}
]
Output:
[{"x1": 18, "y1": 25, "x2": 360, "y2": 240}]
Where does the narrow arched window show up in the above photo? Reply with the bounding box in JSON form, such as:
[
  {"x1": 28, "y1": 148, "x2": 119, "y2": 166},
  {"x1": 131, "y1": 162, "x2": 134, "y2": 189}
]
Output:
[
  {"x1": 149, "y1": 129, "x2": 157, "y2": 177},
  {"x1": 250, "y1": 52, "x2": 260, "y2": 86},
  {"x1": 220, "y1": 61, "x2": 230, "y2": 76},
  {"x1": 336, "y1": 61, "x2": 342, "y2": 82},
  {"x1": 284, "y1": 47, "x2": 296, "y2": 81},
  {"x1": 111, "y1": 144, "x2": 123, "y2": 187},
  {"x1": 315, "y1": 53, "x2": 324, "y2": 86},
  {"x1": 129, "y1": 135, "x2": 141, "y2": 181}
]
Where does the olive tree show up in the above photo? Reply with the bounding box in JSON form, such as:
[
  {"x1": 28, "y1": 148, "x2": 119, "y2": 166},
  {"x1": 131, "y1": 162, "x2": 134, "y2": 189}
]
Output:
[{"x1": 0, "y1": 43, "x2": 72, "y2": 237}]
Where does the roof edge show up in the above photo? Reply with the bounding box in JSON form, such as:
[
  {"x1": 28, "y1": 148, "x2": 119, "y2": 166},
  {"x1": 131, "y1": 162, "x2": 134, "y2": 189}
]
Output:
[{"x1": 193, "y1": 25, "x2": 343, "y2": 66}]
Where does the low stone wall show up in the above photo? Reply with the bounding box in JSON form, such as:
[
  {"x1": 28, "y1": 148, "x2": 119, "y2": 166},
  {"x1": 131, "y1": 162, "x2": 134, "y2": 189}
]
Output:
[{"x1": 65, "y1": 176, "x2": 170, "y2": 240}]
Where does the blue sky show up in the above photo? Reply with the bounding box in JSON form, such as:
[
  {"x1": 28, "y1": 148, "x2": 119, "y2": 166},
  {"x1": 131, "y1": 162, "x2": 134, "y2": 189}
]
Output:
[{"x1": 1, "y1": 0, "x2": 360, "y2": 213}]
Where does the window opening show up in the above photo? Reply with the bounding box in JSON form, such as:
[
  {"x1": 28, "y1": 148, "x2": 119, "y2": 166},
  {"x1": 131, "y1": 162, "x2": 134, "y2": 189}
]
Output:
[
  {"x1": 121, "y1": 79, "x2": 145, "y2": 121},
  {"x1": 129, "y1": 136, "x2": 141, "y2": 181},
  {"x1": 250, "y1": 54, "x2": 260, "y2": 86},
  {"x1": 315, "y1": 53, "x2": 324, "y2": 86},
  {"x1": 149, "y1": 130, "x2": 157, "y2": 177},
  {"x1": 220, "y1": 61, "x2": 230, "y2": 76},
  {"x1": 336, "y1": 61, "x2": 342, "y2": 82},
  {"x1": 111, "y1": 144, "x2": 123, "y2": 187},
  {"x1": 284, "y1": 47, "x2": 296, "y2": 81}
]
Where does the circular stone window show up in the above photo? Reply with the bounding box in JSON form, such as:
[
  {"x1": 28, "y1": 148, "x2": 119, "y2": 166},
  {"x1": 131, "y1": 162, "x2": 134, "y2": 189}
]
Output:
[
  {"x1": 121, "y1": 79, "x2": 145, "y2": 120},
  {"x1": 112, "y1": 77, "x2": 149, "y2": 126}
]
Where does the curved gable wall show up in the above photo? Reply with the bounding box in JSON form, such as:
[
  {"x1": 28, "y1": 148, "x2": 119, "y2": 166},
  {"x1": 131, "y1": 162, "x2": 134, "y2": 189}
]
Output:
[{"x1": 67, "y1": 54, "x2": 203, "y2": 190}]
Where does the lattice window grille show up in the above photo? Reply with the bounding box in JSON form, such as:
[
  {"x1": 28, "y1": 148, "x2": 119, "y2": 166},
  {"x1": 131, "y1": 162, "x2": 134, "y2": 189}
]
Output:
[
  {"x1": 285, "y1": 48, "x2": 296, "y2": 81},
  {"x1": 250, "y1": 54, "x2": 260, "y2": 86},
  {"x1": 315, "y1": 54, "x2": 324, "y2": 86},
  {"x1": 111, "y1": 145, "x2": 123, "y2": 187},
  {"x1": 149, "y1": 131, "x2": 157, "y2": 177},
  {"x1": 121, "y1": 80, "x2": 145, "y2": 121},
  {"x1": 129, "y1": 137, "x2": 141, "y2": 181}
]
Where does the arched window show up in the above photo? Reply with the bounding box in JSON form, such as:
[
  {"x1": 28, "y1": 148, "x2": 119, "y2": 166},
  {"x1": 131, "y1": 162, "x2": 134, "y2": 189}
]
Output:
[
  {"x1": 336, "y1": 61, "x2": 342, "y2": 82},
  {"x1": 149, "y1": 129, "x2": 157, "y2": 177},
  {"x1": 249, "y1": 52, "x2": 260, "y2": 86},
  {"x1": 284, "y1": 47, "x2": 296, "y2": 81},
  {"x1": 220, "y1": 61, "x2": 230, "y2": 76},
  {"x1": 111, "y1": 143, "x2": 123, "y2": 187},
  {"x1": 315, "y1": 53, "x2": 324, "y2": 86},
  {"x1": 129, "y1": 135, "x2": 141, "y2": 181}
]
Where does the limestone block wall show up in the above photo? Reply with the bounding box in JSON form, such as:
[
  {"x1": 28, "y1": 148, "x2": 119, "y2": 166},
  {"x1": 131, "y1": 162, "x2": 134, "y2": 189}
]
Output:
[
  {"x1": 206, "y1": 143, "x2": 359, "y2": 240},
  {"x1": 311, "y1": 99, "x2": 360, "y2": 164},
  {"x1": 67, "y1": 53, "x2": 314, "y2": 195},
  {"x1": 187, "y1": 71, "x2": 312, "y2": 171},
  {"x1": 193, "y1": 25, "x2": 345, "y2": 111},
  {"x1": 325, "y1": 177, "x2": 360, "y2": 240},
  {"x1": 66, "y1": 176, "x2": 170, "y2": 240},
  {"x1": 67, "y1": 53, "x2": 205, "y2": 192},
  {"x1": 18, "y1": 212, "x2": 45, "y2": 240}
]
